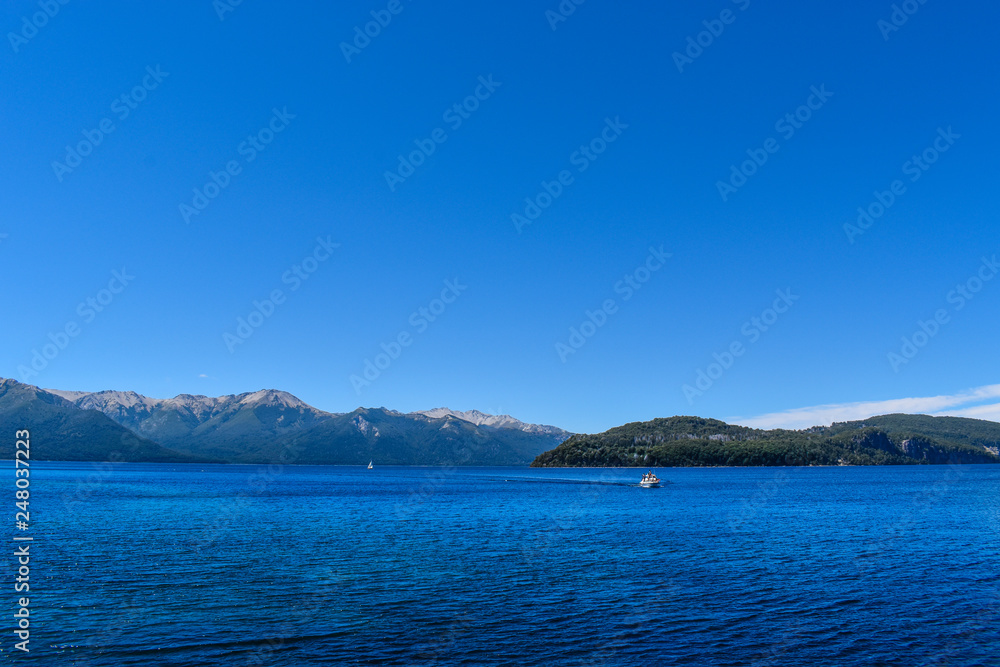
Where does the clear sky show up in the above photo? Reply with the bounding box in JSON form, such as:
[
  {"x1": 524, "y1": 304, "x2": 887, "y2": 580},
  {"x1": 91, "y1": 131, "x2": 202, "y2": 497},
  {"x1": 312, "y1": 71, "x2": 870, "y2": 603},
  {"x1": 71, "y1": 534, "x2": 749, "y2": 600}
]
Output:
[{"x1": 3, "y1": 0, "x2": 999, "y2": 434}]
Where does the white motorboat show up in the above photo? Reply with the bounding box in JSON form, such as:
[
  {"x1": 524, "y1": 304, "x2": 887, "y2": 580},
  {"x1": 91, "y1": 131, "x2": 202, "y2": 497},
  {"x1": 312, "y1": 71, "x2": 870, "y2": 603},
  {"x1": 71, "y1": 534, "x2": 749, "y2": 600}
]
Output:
[{"x1": 639, "y1": 471, "x2": 661, "y2": 488}]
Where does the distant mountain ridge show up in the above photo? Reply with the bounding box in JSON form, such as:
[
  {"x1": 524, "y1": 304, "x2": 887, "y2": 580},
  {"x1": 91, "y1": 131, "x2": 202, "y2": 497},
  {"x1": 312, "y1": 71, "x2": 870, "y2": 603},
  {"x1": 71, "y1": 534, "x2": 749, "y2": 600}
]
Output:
[
  {"x1": 0, "y1": 380, "x2": 213, "y2": 463},
  {"x1": 412, "y1": 407, "x2": 569, "y2": 436},
  {"x1": 12, "y1": 378, "x2": 999, "y2": 467},
  {"x1": 6, "y1": 380, "x2": 569, "y2": 465},
  {"x1": 278, "y1": 407, "x2": 570, "y2": 466},
  {"x1": 47, "y1": 387, "x2": 334, "y2": 460},
  {"x1": 532, "y1": 414, "x2": 1000, "y2": 467}
]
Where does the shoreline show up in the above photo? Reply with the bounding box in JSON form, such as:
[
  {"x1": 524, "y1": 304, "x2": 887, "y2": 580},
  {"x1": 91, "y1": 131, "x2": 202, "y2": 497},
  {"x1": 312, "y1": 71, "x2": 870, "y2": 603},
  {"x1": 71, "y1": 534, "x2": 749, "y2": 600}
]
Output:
[{"x1": 8, "y1": 459, "x2": 999, "y2": 469}]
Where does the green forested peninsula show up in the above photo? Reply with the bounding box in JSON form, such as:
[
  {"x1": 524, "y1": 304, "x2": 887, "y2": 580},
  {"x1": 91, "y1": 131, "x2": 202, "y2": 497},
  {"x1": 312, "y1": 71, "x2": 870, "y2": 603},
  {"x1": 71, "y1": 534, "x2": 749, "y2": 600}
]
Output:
[{"x1": 531, "y1": 414, "x2": 1000, "y2": 467}]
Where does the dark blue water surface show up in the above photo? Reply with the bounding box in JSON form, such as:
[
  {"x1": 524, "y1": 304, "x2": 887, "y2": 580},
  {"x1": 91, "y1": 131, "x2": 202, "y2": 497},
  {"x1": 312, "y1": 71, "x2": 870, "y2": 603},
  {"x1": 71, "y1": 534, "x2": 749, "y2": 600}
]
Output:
[{"x1": 10, "y1": 463, "x2": 1000, "y2": 665}]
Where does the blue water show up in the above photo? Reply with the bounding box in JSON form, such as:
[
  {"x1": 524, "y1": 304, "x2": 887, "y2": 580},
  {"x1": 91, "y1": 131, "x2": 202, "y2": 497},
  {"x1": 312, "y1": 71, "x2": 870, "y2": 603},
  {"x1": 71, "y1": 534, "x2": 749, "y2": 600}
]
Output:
[{"x1": 11, "y1": 463, "x2": 1000, "y2": 665}]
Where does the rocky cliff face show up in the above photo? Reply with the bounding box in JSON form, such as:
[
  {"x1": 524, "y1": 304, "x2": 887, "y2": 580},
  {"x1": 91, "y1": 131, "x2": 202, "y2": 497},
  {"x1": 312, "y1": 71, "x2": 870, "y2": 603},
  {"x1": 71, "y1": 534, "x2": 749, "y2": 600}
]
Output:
[
  {"x1": 850, "y1": 429, "x2": 998, "y2": 464},
  {"x1": 898, "y1": 437, "x2": 997, "y2": 464},
  {"x1": 850, "y1": 430, "x2": 896, "y2": 454}
]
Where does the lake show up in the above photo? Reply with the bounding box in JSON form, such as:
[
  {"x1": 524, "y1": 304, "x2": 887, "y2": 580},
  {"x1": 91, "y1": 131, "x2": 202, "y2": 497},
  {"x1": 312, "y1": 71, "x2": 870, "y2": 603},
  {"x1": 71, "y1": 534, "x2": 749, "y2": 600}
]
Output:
[{"x1": 16, "y1": 462, "x2": 1000, "y2": 665}]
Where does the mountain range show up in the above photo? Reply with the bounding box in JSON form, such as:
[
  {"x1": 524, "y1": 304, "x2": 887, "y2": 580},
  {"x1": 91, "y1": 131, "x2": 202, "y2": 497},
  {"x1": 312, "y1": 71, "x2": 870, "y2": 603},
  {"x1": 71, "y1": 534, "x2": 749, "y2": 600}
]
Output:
[
  {"x1": 4, "y1": 378, "x2": 1000, "y2": 468},
  {"x1": 0, "y1": 379, "x2": 571, "y2": 465},
  {"x1": 0, "y1": 379, "x2": 212, "y2": 463}
]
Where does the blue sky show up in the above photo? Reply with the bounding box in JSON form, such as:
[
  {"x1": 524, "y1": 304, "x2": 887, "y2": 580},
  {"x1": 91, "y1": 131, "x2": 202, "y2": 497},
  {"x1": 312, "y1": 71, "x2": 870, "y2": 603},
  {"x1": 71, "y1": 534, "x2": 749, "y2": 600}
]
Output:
[{"x1": 2, "y1": 0, "x2": 998, "y2": 434}]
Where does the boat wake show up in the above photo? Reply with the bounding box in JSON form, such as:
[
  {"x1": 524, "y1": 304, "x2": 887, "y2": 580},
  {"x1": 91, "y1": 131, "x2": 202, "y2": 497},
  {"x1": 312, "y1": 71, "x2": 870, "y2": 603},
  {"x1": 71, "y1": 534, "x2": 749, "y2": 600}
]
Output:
[{"x1": 502, "y1": 477, "x2": 670, "y2": 488}]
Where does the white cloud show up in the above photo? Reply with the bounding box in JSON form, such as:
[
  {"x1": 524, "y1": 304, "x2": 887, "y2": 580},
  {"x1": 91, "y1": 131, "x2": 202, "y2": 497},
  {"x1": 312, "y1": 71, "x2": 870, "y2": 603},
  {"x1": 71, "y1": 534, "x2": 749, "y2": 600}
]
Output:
[
  {"x1": 932, "y1": 402, "x2": 1000, "y2": 422},
  {"x1": 731, "y1": 384, "x2": 1000, "y2": 430}
]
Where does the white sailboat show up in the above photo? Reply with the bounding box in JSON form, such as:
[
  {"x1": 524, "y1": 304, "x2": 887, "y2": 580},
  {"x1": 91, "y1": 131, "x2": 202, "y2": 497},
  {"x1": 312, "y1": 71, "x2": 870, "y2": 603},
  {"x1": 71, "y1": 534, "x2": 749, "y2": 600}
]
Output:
[{"x1": 367, "y1": 460, "x2": 373, "y2": 470}]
